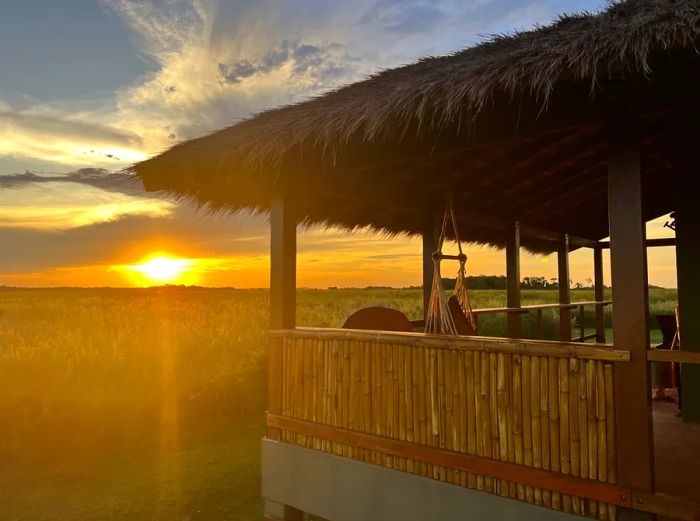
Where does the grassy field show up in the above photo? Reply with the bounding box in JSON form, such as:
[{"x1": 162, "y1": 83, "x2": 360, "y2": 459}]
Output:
[{"x1": 0, "y1": 287, "x2": 677, "y2": 520}]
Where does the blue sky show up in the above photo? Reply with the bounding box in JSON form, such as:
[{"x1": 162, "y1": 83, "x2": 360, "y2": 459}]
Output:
[{"x1": 3, "y1": 0, "x2": 675, "y2": 288}]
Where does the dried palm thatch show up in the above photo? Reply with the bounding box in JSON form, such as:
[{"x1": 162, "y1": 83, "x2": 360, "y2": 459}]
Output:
[{"x1": 132, "y1": 0, "x2": 700, "y2": 252}]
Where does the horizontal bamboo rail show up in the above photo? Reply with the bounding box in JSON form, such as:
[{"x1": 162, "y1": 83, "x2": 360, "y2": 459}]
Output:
[
  {"x1": 472, "y1": 301, "x2": 612, "y2": 315},
  {"x1": 273, "y1": 329, "x2": 629, "y2": 519},
  {"x1": 270, "y1": 327, "x2": 629, "y2": 362},
  {"x1": 647, "y1": 349, "x2": 700, "y2": 365}
]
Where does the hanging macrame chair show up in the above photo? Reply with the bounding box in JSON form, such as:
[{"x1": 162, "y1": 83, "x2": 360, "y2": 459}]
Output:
[{"x1": 425, "y1": 202, "x2": 477, "y2": 336}]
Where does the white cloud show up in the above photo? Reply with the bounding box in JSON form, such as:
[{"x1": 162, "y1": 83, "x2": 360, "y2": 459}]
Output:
[
  {"x1": 0, "y1": 182, "x2": 174, "y2": 230},
  {"x1": 0, "y1": 107, "x2": 146, "y2": 167}
]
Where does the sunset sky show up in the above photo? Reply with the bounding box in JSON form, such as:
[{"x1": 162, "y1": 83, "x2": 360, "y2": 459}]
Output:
[{"x1": 0, "y1": 0, "x2": 677, "y2": 288}]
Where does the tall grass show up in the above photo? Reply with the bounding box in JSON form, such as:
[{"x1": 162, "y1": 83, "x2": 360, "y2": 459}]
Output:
[{"x1": 0, "y1": 286, "x2": 677, "y2": 462}]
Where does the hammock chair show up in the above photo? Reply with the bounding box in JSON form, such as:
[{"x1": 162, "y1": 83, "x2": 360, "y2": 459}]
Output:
[{"x1": 425, "y1": 202, "x2": 477, "y2": 336}]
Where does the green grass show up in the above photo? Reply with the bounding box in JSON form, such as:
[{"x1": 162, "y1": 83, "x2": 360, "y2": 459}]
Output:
[{"x1": 0, "y1": 287, "x2": 677, "y2": 520}]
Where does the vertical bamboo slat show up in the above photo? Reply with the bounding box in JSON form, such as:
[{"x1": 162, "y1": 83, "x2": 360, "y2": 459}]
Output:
[
  {"x1": 604, "y1": 364, "x2": 617, "y2": 521},
  {"x1": 549, "y1": 357, "x2": 561, "y2": 510},
  {"x1": 559, "y1": 358, "x2": 572, "y2": 513},
  {"x1": 480, "y1": 353, "x2": 494, "y2": 493},
  {"x1": 531, "y1": 356, "x2": 543, "y2": 506},
  {"x1": 596, "y1": 361, "x2": 608, "y2": 521},
  {"x1": 496, "y1": 353, "x2": 509, "y2": 497},
  {"x1": 522, "y1": 355, "x2": 534, "y2": 503},
  {"x1": 540, "y1": 356, "x2": 552, "y2": 507},
  {"x1": 569, "y1": 358, "x2": 582, "y2": 515},
  {"x1": 513, "y1": 355, "x2": 525, "y2": 501},
  {"x1": 474, "y1": 351, "x2": 485, "y2": 491}
]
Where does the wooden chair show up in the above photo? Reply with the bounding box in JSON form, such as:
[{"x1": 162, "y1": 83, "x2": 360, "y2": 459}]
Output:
[
  {"x1": 342, "y1": 307, "x2": 412, "y2": 332},
  {"x1": 448, "y1": 295, "x2": 478, "y2": 336}
]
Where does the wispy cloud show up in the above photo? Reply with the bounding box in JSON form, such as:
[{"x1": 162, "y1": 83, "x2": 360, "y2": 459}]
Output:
[
  {"x1": 0, "y1": 107, "x2": 146, "y2": 167},
  {"x1": 0, "y1": 168, "x2": 144, "y2": 196}
]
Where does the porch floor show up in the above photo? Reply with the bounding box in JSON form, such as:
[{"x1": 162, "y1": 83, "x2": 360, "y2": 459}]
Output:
[{"x1": 653, "y1": 400, "x2": 700, "y2": 504}]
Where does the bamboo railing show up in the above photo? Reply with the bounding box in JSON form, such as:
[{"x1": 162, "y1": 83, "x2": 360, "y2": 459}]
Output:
[{"x1": 268, "y1": 328, "x2": 630, "y2": 519}]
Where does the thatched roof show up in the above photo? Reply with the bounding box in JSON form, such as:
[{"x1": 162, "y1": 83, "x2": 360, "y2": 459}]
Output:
[{"x1": 132, "y1": 0, "x2": 700, "y2": 252}]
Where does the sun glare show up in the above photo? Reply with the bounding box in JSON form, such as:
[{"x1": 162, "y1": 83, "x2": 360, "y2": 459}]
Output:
[{"x1": 115, "y1": 255, "x2": 196, "y2": 285}]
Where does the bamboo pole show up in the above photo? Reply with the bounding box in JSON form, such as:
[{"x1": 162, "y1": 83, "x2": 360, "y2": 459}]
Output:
[
  {"x1": 531, "y1": 356, "x2": 543, "y2": 505},
  {"x1": 497, "y1": 353, "x2": 509, "y2": 497},
  {"x1": 442, "y1": 349, "x2": 452, "y2": 483},
  {"x1": 549, "y1": 357, "x2": 561, "y2": 510},
  {"x1": 465, "y1": 351, "x2": 477, "y2": 489},
  {"x1": 365, "y1": 342, "x2": 372, "y2": 461},
  {"x1": 596, "y1": 361, "x2": 608, "y2": 520},
  {"x1": 540, "y1": 356, "x2": 552, "y2": 507},
  {"x1": 480, "y1": 352, "x2": 494, "y2": 493},
  {"x1": 419, "y1": 347, "x2": 430, "y2": 477},
  {"x1": 404, "y1": 344, "x2": 414, "y2": 473},
  {"x1": 341, "y1": 340, "x2": 351, "y2": 457},
  {"x1": 456, "y1": 350, "x2": 467, "y2": 487},
  {"x1": 490, "y1": 352, "x2": 502, "y2": 495},
  {"x1": 559, "y1": 358, "x2": 572, "y2": 513},
  {"x1": 412, "y1": 347, "x2": 424, "y2": 475},
  {"x1": 586, "y1": 359, "x2": 598, "y2": 518},
  {"x1": 522, "y1": 355, "x2": 534, "y2": 503},
  {"x1": 371, "y1": 340, "x2": 379, "y2": 463},
  {"x1": 569, "y1": 358, "x2": 582, "y2": 515},
  {"x1": 506, "y1": 355, "x2": 517, "y2": 499},
  {"x1": 474, "y1": 351, "x2": 485, "y2": 491},
  {"x1": 324, "y1": 340, "x2": 332, "y2": 453},
  {"x1": 513, "y1": 355, "x2": 525, "y2": 501},
  {"x1": 604, "y1": 363, "x2": 617, "y2": 521},
  {"x1": 435, "y1": 351, "x2": 447, "y2": 481},
  {"x1": 397, "y1": 344, "x2": 407, "y2": 471},
  {"x1": 577, "y1": 353, "x2": 588, "y2": 513},
  {"x1": 447, "y1": 350, "x2": 467, "y2": 486}
]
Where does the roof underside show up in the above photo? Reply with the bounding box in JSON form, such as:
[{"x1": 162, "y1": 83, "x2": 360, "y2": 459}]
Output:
[{"x1": 132, "y1": 0, "x2": 700, "y2": 253}]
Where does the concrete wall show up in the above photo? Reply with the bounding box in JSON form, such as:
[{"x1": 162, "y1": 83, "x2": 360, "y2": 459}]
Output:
[{"x1": 262, "y1": 439, "x2": 588, "y2": 521}]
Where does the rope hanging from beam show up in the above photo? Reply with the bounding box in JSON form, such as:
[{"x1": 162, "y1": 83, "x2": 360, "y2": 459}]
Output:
[{"x1": 425, "y1": 202, "x2": 477, "y2": 335}]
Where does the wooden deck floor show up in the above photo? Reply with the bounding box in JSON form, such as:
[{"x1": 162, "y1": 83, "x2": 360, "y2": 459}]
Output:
[{"x1": 653, "y1": 400, "x2": 700, "y2": 503}]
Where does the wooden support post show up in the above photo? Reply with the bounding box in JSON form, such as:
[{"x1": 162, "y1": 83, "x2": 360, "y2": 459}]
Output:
[
  {"x1": 558, "y1": 235, "x2": 572, "y2": 342},
  {"x1": 267, "y1": 188, "x2": 303, "y2": 520},
  {"x1": 594, "y1": 245, "x2": 607, "y2": 343},
  {"x1": 674, "y1": 121, "x2": 700, "y2": 423},
  {"x1": 506, "y1": 221, "x2": 522, "y2": 338},
  {"x1": 269, "y1": 188, "x2": 296, "y2": 431},
  {"x1": 423, "y1": 213, "x2": 438, "y2": 321},
  {"x1": 608, "y1": 115, "x2": 654, "y2": 514}
]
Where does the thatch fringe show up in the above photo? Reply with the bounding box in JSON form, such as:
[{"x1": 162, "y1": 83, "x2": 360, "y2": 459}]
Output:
[{"x1": 131, "y1": 0, "x2": 700, "y2": 250}]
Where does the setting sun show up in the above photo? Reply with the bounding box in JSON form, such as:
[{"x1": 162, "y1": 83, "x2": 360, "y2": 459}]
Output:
[
  {"x1": 130, "y1": 256, "x2": 192, "y2": 282},
  {"x1": 113, "y1": 255, "x2": 197, "y2": 286}
]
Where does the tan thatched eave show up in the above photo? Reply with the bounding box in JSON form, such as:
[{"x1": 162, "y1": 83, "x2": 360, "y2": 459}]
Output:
[{"x1": 131, "y1": 0, "x2": 700, "y2": 253}]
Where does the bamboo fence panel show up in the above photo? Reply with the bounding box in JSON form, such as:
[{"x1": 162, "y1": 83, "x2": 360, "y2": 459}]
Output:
[{"x1": 278, "y1": 333, "x2": 619, "y2": 519}]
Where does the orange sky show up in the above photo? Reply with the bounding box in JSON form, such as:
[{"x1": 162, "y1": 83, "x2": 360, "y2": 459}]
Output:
[{"x1": 0, "y1": 210, "x2": 677, "y2": 289}]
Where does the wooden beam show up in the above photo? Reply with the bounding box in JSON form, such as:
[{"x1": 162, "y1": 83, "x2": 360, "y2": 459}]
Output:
[
  {"x1": 558, "y1": 235, "x2": 572, "y2": 342},
  {"x1": 594, "y1": 245, "x2": 607, "y2": 343},
  {"x1": 598, "y1": 237, "x2": 676, "y2": 249},
  {"x1": 646, "y1": 350, "x2": 700, "y2": 365},
  {"x1": 506, "y1": 221, "x2": 522, "y2": 338},
  {"x1": 608, "y1": 114, "x2": 655, "y2": 507}
]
